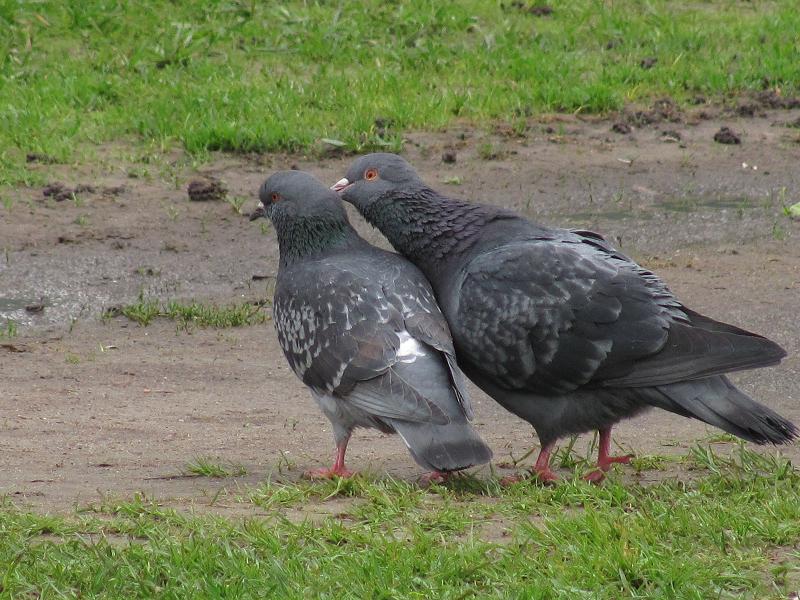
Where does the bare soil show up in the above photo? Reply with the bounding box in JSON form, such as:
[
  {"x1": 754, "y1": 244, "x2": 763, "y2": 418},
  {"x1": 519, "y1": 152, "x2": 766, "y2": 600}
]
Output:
[{"x1": 2, "y1": 109, "x2": 799, "y2": 513}]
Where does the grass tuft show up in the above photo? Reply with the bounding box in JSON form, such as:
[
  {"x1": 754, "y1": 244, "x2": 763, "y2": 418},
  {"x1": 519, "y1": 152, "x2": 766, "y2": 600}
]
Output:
[
  {"x1": 185, "y1": 457, "x2": 247, "y2": 478},
  {"x1": 108, "y1": 296, "x2": 269, "y2": 329},
  {"x1": 0, "y1": 319, "x2": 18, "y2": 338}
]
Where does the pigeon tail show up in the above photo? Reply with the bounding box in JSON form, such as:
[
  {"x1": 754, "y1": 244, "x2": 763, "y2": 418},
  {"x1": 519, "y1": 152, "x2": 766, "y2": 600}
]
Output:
[
  {"x1": 651, "y1": 375, "x2": 798, "y2": 445},
  {"x1": 390, "y1": 418, "x2": 493, "y2": 472}
]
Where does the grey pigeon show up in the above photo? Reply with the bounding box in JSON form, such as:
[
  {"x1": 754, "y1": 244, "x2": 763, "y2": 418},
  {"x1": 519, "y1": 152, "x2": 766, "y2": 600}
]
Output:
[
  {"x1": 333, "y1": 153, "x2": 795, "y2": 483},
  {"x1": 250, "y1": 170, "x2": 491, "y2": 480}
]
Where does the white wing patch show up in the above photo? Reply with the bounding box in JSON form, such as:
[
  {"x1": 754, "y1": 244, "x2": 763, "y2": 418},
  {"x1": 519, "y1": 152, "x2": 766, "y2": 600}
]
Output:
[{"x1": 396, "y1": 330, "x2": 427, "y2": 364}]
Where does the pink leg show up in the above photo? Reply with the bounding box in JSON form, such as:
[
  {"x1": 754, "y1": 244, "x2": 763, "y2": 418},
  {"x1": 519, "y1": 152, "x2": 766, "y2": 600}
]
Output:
[
  {"x1": 501, "y1": 442, "x2": 559, "y2": 486},
  {"x1": 583, "y1": 428, "x2": 634, "y2": 483},
  {"x1": 304, "y1": 435, "x2": 355, "y2": 480}
]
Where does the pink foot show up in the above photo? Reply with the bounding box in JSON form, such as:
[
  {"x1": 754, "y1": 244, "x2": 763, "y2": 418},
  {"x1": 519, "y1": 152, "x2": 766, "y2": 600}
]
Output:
[
  {"x1": 597, "y1": 453, "x2": 634, "y2": 471},
  {"x1": 531, "y1": 467, "x2": 560, "y2": 485},
  {"x1": 419, "y1": 471, "x2": 451, "y2": 487},
  {"x1": 582, "y1": 468, "x2": 606, "y2": 484},
  {"x1": 500, "y1": 473, "x2": 526, "y2": 487},
  {"x1": 500, "y1": 467, "x2": 560, "y2": 486},
  {"x1": 303, "y1": 465, "x2": 355, "y2": 480},
  {"x1": 584, "y1": 428, "x2": 634, "y2": 482},
  {"x1": 501, "y1": 441, "x2": 560, "y2": 486}
]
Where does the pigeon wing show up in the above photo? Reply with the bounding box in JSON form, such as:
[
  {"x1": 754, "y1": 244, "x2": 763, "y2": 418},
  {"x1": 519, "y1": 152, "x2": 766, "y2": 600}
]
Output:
[
  {"x1": 382, "y1": 264, "x2": 474, "y2": 419},
  {"x1": 274, "y1": 266, "x2": 448, "y2": 424},
  {"x1": 454, "y1": 234, "x2": 784, "y2": 395}
]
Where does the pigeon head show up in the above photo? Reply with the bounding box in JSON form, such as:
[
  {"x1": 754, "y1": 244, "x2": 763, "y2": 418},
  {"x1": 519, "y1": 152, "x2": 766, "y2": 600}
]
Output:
[
  {"x1": 251, "y1": 170, "x2": 348, "y2": 224},
  {"x1": 331, "y1": 153, "x2": 424, "y2": 211},
  {"x1": 252, "y1": 170, "x2": 356, "y2": 264}
]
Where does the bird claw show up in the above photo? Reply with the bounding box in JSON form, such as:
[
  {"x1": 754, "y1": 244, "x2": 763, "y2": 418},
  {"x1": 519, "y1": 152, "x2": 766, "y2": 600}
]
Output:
[
  {"x1": 582, "y1": 469, "x2": 606, "y2": 484},
  {"x1": 500, "y1": 468, "x2": 559, "y2": 487},
  {"x1": 597, "y1": 453, "x2": 634, "y2": 472},
  {"x1": 583, "y1": 453, "x2": 634, "y2": 483},
  {"x1": 303, "y1": 466, "x2": 355, "y2": 480},
  {"x1": 418, "y1": 471, "x2": 451, "y2": 487}
]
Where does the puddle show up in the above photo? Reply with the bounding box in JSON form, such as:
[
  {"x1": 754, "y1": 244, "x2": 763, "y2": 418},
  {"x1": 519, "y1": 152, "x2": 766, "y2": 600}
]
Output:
[
  {"x1": 658, "y1": 196, "x2": 756, "y2": 212},
  {"x1": 0, "y1": 296, "x2": 49, "y2": 312}
]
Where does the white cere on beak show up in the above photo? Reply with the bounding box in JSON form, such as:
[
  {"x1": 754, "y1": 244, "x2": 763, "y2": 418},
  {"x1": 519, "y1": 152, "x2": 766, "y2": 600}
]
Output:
[{"x1": 331, "y1": 177, "x2": 350, "y2": 192}]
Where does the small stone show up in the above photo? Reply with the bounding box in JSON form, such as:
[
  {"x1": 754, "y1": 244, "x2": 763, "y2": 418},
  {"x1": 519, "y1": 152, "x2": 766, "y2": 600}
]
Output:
[
  {"x1": 441, "y1": 150, "x2": 457, "y2": 164},
  {"x1": 660, "y1": 130, "x2": 682, "y2": 142}
]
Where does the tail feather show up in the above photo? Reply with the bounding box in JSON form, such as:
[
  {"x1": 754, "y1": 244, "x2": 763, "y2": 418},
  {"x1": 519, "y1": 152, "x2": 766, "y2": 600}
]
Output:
[
  {"x1": 390, "y1": 418, "x2": 492, "y2": 472},
  {"x1": 650, "y1": 375, "x2": 797, "y2": 444}
]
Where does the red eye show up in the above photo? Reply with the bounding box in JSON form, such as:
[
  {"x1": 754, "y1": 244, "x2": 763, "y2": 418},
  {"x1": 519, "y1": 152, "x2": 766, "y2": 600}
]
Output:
[
  {"x1": 364, "y1": 168, "x2": 378, "y2": 181},
  {"x1": 271, "y1": 192, "x2": 280, "y2": 203}
]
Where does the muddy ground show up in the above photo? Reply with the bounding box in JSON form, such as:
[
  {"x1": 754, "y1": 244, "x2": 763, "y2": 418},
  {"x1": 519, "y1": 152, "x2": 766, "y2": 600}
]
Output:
[{"x1": 1, "y1": 108, "x2": 799, "y2": 513}]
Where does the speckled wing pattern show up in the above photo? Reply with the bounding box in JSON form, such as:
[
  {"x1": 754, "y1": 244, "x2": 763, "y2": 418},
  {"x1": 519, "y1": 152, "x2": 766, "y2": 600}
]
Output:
[
  {"x1": 273, "y1": 259, "x2": 469, "y2": 423},
  {"x1": 453, "y1": 229, "x2": 776, "y2": 396}
]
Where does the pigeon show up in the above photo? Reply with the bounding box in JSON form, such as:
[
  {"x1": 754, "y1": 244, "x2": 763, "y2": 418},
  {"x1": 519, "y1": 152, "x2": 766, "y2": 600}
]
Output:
[
  {"x1": 250, "y1": 170, "x2": 491, "y2": 480},
  {"x1": 333, "y1": 153, "x2": 795, "y2": 483}
]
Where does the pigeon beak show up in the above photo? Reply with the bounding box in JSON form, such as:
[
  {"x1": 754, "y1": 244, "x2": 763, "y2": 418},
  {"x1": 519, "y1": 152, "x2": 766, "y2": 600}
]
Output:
[
  {"x1": 331, "y1": 177, "x2": 352, "y2": 193},
  {"x1": 249, "y1": 201, "x2": 267, "y2": 221}
]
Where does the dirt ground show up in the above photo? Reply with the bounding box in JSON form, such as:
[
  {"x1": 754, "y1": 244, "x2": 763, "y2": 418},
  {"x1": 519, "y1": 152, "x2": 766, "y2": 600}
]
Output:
[{"x1": 2, "y1": 107, "x2": 799, "y2": 513}]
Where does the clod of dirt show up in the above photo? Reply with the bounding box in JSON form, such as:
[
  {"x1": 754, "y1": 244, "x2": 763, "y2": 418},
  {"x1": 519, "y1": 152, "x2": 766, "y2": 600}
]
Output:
[
  {"x1": 640, "y1": 57, "x2": 658, "y2": 70},
  {"x1": 528, "y1": 5, "x2": 553, "y2": 15},
  {"x1": 612, "y1": 122, "x2": 631, "y2": 135},
  {"x1": 374, "y1": 116, "x2": 395, "y2": 138},
  {"x1": 660, "y1": 130, "x2": 682, "y2": 143},
  {"x1": 25, "y1": 302, "x2": 45, "y2": 313},
  {"x1": 42, "y1": 182, "x2": 99, "y2": 202},
  {"x1": 103, "y1": 185, "x2": 126, "y2": 196},
  {"x1": 736, "y1": 103, "x2": 759, "y2": 118},
  {"x1": 755, "y1": 89, "x2": 800, "y2": 110},
  {"x1": 503, "y1": 1, "x2": 552, "y2": 15},
  {"x1": 714, "y1": 127, "x2": 741, "y2": 145},
  {"x1": 627, "y1": 98, "x2": 681, "y2": 126},
  {"x1": 1, "y1": 342, "x2": 28, "y2": 353},
  {"x1": 187, "y1": 179, "x2": 227, "y2": 202},
  {"x1": 26, "y1": 152, "x2": 57, "y2": 164},
  {"x1": 42, "y1": 182, "x2": 74, "y2": 202},
  {"x1": 442, "y1": 150, "x2": 457, "y2": 164}
]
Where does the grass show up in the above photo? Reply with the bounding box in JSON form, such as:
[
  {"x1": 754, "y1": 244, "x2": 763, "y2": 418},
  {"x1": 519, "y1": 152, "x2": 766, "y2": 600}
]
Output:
[
  {"x1": 2, "y1": 1, "x2": 800, "y2": 184},
  {"x1": 185, "y1": 457, "x2": 247, "y2": 478},
  {"x1": 1, "y1": 444, "x2": 798, "y2": 598},
  {"x1": 0, "y1": 318, "x2": 18, "y2": 338},
  {"x1": 108, "y1": 296, "x2": 269, "y2": 329}
]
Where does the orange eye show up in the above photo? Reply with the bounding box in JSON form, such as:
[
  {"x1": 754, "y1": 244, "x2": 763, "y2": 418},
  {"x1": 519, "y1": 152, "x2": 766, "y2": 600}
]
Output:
[
  {"x1": 364, "y1": 168, "x2": 378, "y2": 181},
  {"x1": 271, "y1": 192, "x2": 280, "y2": 203}
]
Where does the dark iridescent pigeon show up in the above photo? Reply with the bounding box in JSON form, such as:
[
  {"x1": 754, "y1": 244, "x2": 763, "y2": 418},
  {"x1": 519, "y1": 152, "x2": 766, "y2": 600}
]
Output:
[
  {"x1": 250, "y1": 170, "x2": 491, "y2": 480},
  {"x1": 333, "y1": 153, "x2": 795, "y2": 483}
]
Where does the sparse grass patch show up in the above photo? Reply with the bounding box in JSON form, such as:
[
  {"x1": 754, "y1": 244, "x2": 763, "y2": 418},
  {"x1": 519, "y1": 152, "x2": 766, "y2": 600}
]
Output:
[
  {"x1": 1, "y1": 445, "x2": 799, "y2": 598},
  {"x1": 0, "y1": 319, "x2": 18, "y2": 338},
  {"x1": 185, "y1": 457, "x2": 247, "y2": 478},
  {"x1": 226, "y1": 195, "x2": 248, "y2": 215},
  {"x1": 108, "y1": 296, "x2": 269, "y2": 329}
]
